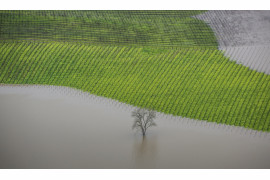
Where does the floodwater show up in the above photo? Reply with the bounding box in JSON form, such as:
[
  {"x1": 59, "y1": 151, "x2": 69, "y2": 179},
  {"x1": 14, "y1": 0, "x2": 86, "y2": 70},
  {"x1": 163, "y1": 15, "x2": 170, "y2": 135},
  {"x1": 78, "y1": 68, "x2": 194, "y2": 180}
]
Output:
[
  {"x1": 220, "y1": 45, "x2": 270, "y2": 74},
  {"x1": 195, "y1": 10, "x2": 270, "y2": 74},
  {"x1": 0, "y1": 85, "x2": 270, "y2": 168},
  {"x1": 195, "y1": 11, "x2": 270, "y2": 47}
]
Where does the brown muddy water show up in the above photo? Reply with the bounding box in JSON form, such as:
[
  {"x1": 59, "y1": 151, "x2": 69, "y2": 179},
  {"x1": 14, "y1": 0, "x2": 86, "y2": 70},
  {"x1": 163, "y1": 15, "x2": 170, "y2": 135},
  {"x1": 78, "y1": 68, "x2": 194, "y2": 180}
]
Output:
[{"x1": 0, "y1": 85, "x2": 270, "y2": 168}]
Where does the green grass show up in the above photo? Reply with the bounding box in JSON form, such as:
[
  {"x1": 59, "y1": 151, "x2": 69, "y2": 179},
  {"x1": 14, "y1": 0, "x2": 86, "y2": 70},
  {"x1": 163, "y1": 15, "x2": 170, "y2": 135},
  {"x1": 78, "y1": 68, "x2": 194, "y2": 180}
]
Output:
[
  {"x1": 0, "y1": 42, "x2": 270, "y2": 131},
  {"x1": 0, "y1": 10, "x2": 269, "y2": 131},
  {"x1": 0, "y1": 10, "x2": 217, "y2": 48}
]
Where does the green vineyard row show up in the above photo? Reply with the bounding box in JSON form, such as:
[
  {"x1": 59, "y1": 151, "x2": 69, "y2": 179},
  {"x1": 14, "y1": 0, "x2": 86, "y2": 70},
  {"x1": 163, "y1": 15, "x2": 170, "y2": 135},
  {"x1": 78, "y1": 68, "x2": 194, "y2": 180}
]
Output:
[
  {"x1": 1, "y1": 42, "x2": 270, "y2": 131},
  {"x1": 0, "y1": 10, "x2": 217, "y2": 48}
]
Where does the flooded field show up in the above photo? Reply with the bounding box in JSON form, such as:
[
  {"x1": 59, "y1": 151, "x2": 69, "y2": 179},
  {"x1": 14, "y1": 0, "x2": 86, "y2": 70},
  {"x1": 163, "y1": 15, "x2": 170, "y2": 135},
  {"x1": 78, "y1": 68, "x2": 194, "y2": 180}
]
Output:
[
  {"x1": 0, "y1": 85, "x2": 270, "y2": 168},
  {"x1": 195, "y1": 10, "x2": 270, "y2": 74}
]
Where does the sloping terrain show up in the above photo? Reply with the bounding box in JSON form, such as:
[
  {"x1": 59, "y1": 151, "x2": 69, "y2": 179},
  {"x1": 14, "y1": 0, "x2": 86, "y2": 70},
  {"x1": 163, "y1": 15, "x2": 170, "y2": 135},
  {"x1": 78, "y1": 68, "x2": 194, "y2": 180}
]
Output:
[
  {"x1": 0, "y1": 10, "x2": 270, "y2": 131},
  {"x1": 0, "y1": 10, "x2": 216, "y2": 47}
]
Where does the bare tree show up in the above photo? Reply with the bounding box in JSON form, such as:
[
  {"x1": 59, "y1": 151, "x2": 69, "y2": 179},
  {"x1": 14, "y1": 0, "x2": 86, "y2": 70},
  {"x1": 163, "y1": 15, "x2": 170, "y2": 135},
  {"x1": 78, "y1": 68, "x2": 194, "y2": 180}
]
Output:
[{"x1": 132, "y1": 108, "x2": 157, "y2": 136}]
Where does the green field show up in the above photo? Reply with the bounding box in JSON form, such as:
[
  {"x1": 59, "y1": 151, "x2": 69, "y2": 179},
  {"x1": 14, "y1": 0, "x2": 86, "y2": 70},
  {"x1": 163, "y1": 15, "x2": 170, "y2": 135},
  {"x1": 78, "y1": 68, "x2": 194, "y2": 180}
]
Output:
[
  {"x1": 0, "y1": 10, "x2": 270, "y2": 131},
  {"x1": 0, "y1": 10, "x2": 216, "y2": 47}
]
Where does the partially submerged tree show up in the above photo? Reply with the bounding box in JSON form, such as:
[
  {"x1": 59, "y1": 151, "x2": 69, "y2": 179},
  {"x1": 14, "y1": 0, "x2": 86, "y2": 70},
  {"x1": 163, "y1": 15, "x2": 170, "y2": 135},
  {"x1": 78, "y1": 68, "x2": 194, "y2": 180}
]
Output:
[{"x1": 132, "y1": 108, "x2": 157, "y2": 136}]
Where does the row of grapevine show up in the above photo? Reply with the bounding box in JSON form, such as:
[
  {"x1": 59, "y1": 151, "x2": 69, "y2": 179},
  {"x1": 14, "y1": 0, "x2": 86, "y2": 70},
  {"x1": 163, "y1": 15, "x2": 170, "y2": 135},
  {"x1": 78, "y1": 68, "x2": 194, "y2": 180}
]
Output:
[
  {"x1": 1, "y1": 41, "x2": 269, "y2": 131},
  {"x1": 0, "y1": 10, "x2": 218, "y2": 48}
]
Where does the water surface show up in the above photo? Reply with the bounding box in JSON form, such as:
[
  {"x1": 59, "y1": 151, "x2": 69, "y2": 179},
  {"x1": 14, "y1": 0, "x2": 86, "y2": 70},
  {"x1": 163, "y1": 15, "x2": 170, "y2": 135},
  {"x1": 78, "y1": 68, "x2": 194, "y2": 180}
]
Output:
[{"x1": 0, "y1": 85, "x2": 270, "y2": 168}]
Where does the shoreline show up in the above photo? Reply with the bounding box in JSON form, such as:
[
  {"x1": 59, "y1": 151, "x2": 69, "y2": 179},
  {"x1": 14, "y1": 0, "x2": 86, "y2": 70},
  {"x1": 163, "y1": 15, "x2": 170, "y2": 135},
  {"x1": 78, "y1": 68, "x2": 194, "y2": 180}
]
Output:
[
  {"x1": 1, "y1": 84, "x2": 270, "y2": 168},
  {"x1": 195, "y1": 11, "x2": 270, "y2": 74},
  {"x1": 1, "y1": 84, "x2": 269, "y2": 139}
]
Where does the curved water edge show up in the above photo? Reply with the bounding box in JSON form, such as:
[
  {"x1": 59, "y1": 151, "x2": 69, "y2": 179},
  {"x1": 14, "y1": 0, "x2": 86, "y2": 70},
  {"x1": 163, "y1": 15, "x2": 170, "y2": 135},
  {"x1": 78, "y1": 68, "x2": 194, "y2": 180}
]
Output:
[
  {"x1": 0, "y1": 84, "x2": 270, "y2": 138},
  {"x1": 1, "y1": 84, "x2": 270, "y2": 137},
  {"x1": 194, "y1": 10, "x2": 270, "y2": 74},
  {"x1": 1, "y1": 84, "x2": 270, "y2": 168}
]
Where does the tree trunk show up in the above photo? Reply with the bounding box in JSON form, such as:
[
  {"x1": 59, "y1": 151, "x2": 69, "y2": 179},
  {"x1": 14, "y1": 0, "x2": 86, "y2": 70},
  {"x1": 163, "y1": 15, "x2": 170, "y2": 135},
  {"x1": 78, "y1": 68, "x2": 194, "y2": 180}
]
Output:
[{"x1": 141, "y1": 127, "x2": 145, "y2": 136}]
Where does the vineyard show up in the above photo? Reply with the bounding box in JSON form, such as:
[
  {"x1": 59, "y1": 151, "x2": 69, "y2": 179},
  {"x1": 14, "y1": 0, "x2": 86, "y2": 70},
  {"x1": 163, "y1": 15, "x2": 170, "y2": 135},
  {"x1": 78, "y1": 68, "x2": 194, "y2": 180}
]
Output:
[
  {"x1": 0, "y1": 10, "x2": 217, "y2": 47},
  {"x1": 0, "y1": 10, "x2": 270, "y2": 131}
]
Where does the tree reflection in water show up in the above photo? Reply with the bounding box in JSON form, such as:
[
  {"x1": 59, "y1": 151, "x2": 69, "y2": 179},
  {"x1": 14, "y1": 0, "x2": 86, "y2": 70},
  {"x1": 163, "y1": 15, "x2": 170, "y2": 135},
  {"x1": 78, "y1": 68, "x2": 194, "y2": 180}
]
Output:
[
  {"x1": 132, "y1": 135, "x2": 158, "y2": 168},
  {"x1": 131, "y1": 108, "x2": 158, "y2": 168}
]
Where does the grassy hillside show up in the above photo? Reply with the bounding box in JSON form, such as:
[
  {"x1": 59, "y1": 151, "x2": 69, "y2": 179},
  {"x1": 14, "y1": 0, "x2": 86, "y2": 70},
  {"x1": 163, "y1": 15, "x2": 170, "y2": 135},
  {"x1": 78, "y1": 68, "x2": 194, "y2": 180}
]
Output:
[
  {"x1": 0, "y1": 10, "x2": 217, "y2": 47},
  {"x1": 0, "y1": 10, "x2": 269, "y2": 131},
  {"x1": 1, "y1": 42, "x2": 270, "y2": 131}
]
